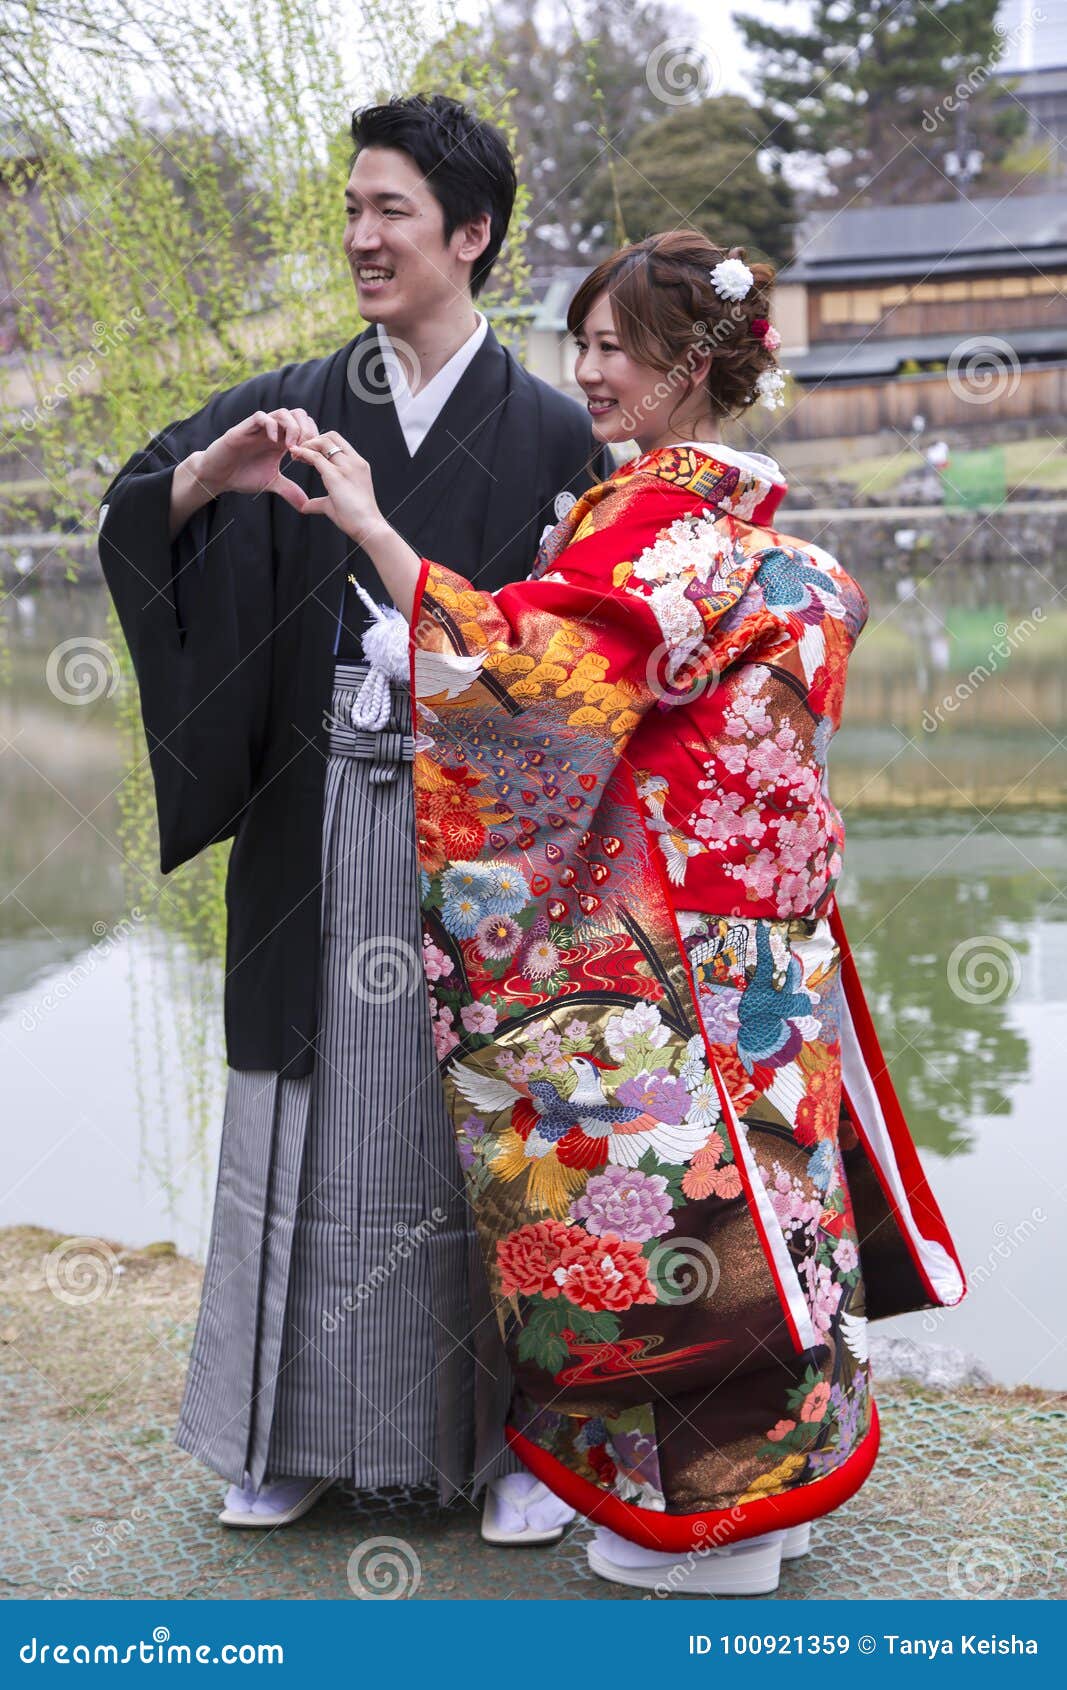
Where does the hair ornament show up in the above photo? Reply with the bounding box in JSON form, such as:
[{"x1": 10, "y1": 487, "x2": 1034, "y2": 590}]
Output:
[
  {"x1": 710, "y1": 257, "x2": 753, "y2": 301},
  {"x1": 754, "y1": 368, "x2": 788, "y2": 410},
  {"x1": 750, "y1": 317, "x2": 782, "y2": 352}
]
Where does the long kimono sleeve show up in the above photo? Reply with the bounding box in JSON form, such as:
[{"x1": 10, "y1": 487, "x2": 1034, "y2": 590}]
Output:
[
  {"x1": 409, "y1": 509, "x2": 767, "y2": 777},
  {"x1": 98, "y1": 375, "x2": 278, "y2": 873}
]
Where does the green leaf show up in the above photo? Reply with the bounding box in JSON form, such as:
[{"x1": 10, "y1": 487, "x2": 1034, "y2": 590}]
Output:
[
  {"x1": 784, "y1": 1363, "x2": 826, "y2": 1414},
  {"x1": 635, "y1": 1149, "x2": 687, "y2": 1202},
  {"x1": 514, "y1": 1298, "x2": 621, "y2": 1369},
  {"x1": 516, "y1": 1325, "x2": 569, "y2": 1372},
  {"x1": 611, "y1": 1034, "x2": 662, "y2": 1085},
  {"x1": 565, "y1": 1307, "x2": 621, "y2": 1343},
  {"x1": 516, "y1": 1298, "x2": 574, "y2": 1371}
]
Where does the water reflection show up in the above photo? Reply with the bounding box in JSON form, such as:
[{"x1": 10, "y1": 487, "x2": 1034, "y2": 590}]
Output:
[
  {"x1": 838, "y1": 815, "x2": 1065, "y2": 1157},
  {"x1": 832, "y1": 565, "x2": 1067, "y2": 809}
]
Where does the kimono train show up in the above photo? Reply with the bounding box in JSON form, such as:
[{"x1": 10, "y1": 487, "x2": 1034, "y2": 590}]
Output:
[{"x1": 404, "y1": 443, "x2": 966, "y2": 1549}]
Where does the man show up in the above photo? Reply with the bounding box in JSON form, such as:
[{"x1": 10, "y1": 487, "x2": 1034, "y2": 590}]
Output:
[{"x1": 99, "y1": 93, "x2": 610, "y2": 1537}]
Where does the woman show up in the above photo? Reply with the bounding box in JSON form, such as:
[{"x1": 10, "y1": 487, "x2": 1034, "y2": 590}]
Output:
[{"x1": 288, "y1": 230, "x2": 966, "y2": 1594}]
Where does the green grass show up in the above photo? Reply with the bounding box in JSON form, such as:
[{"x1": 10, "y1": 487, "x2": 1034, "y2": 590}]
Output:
[{"x1": 835, "y1": 435, "x2": 1067, "y2": 498}]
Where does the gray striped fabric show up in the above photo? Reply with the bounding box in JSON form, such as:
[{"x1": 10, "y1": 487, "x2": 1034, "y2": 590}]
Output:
[{"x1": 175, "y1": 661, "x2": 522, "y2": 1502}]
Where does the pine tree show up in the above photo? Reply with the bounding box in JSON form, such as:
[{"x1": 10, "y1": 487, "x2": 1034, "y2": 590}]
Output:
[{"x1": 735, "y1": 0, "x2": 1030, "y2": 205}]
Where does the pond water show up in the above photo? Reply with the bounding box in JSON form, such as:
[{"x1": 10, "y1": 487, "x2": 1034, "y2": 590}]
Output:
[{"x1": 2, "y1": 578, "x2": 1065, "y2": 1389}]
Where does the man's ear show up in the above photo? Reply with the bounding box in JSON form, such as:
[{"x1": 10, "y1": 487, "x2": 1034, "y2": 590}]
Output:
[{"x1": 454, "y1": 211, "x2": 492, "y2": 270}]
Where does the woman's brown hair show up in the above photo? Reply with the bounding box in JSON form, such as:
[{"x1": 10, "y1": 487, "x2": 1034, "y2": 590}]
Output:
[{"x1": 566, "y1": 230, "x2": 779, "y2": 427}]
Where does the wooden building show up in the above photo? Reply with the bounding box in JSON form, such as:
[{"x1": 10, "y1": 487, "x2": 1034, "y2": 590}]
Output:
[{"x1": 772, "y1": 192, "x2": 1067, "y2": 442}]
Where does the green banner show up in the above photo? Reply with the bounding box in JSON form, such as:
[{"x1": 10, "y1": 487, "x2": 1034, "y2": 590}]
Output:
[{"x1": 941, "y1": 446, "x2": 1007, "y2": 509}]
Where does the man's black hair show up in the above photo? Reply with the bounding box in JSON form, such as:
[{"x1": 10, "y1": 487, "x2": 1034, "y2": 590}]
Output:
[{"x1": 349, "y1": 93, "x2": 517, "y2": 298}]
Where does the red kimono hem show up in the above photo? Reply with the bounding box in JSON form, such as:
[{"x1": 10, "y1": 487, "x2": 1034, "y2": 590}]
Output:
[{"x1": 505, "y1": 1398, "x2": 881, "y2": 1552}]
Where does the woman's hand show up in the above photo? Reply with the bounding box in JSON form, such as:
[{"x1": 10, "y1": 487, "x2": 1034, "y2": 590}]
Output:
[
  {"x1": 289, "y1": 431, "x2": 388, "y2": 547},
  {"x1": 291, "y1": 431, "x2": 422, "y2": 617}
]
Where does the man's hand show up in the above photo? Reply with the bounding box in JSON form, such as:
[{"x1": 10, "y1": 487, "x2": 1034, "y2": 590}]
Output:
[
  {"x1": 169, "y1": 407, "x2": 320, "y2": 539},
  {"x1": 196, "y1": 407, "x2": 321, "y2": 507}
]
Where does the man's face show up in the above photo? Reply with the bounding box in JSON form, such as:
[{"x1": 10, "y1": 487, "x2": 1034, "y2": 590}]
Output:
[{"x1": 342, "y1": 146, "x2": 489, "y2": 331}]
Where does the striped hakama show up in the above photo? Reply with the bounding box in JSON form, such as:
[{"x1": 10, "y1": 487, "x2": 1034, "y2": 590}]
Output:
[{"x1": 175, "y1": 661, "x2": 523, "y2": 1502}]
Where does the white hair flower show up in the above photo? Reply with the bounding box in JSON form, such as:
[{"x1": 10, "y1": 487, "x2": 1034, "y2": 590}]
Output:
[
  {"x1": 710, "y1": 257, "x2": 753, "y2": 301},
  {"x1": 754, "y1": 367, "x2": 788, "y2": 410}
]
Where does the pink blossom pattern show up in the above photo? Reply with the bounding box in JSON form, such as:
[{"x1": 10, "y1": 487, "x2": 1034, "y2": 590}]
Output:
[
  {"x1": 422, "y1": 938, "x2": 454, "y2": 981},
  {"x1": 802, "y1": 1254, "x2": 842, "y2": 1339},
  {"x1": 686, "y1": 668, "x2": 844, "y2": 917},
  {"x1": 460, "y1": 1001, "x2": 498, "y2": 1034},
  {"x1": 429, "y1": 996, "x2": 459, "y2": 1058}
]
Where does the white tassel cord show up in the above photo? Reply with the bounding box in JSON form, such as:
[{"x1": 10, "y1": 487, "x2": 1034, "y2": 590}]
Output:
[{"x1": 349, "y1": 579, "x2": 411, "y2": 731}]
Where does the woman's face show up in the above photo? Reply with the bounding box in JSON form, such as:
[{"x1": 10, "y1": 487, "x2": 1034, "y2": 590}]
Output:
[{"x1": 572, "y1": 290, "x2": 712, "y2": 452}]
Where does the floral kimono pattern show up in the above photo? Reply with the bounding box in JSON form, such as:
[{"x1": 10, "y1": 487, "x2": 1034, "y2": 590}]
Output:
[{"x1": 407, "y1": 445, "x2": 965, "y2": 1549}]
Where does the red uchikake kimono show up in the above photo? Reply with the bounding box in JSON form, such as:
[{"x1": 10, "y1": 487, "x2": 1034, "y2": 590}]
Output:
[{"x1": 406, "y1": 443, "x2": 965, "y2": 1549}]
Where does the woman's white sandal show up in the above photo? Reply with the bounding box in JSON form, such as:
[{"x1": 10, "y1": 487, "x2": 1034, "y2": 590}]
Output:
[
  {"x1": 783, "y1": 1521, "x2": 812, "y2": 1559},
  {"x1": 587, "y1": 1525, "x2": 788, "y2": 1596}
]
